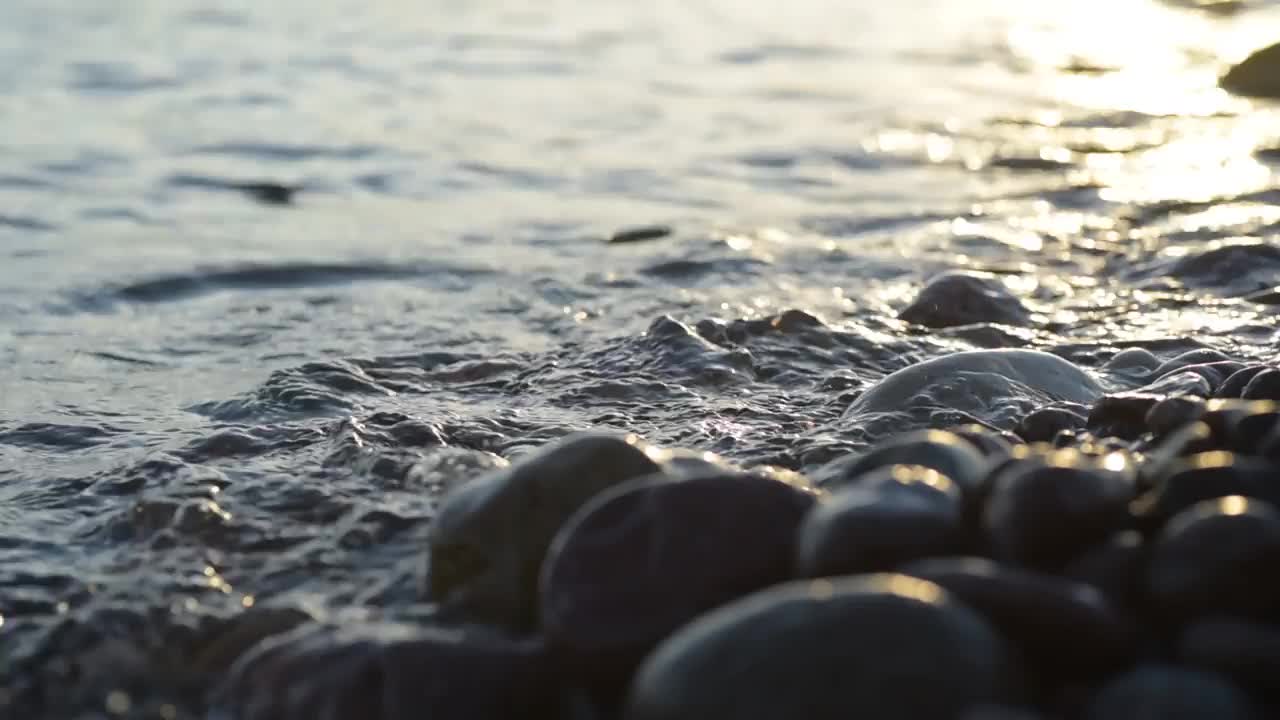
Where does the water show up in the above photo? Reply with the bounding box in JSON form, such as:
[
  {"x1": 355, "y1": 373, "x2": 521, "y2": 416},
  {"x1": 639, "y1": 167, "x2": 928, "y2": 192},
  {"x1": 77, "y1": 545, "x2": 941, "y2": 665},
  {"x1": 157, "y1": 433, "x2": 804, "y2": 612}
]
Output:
[{"x1": 3, "y1": 0, "x2": 1280, "y2": 714}]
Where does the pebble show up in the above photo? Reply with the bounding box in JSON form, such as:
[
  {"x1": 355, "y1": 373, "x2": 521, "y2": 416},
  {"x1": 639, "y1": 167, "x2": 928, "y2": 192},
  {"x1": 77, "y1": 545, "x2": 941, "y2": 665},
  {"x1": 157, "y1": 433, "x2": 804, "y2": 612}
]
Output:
[
  {"x1": 1179, "y1": 618, "x2": 1280, "y2": 702},
  {"x1": 1132, "y1": 453, "x2": 1280, "y2": 529},
  {"x1": 898, "y1": 271, "x2": 1032, "y2": 328},
  {"x1": 1086, "y1": 393, "x2": 1160, "y2": 441},
  {"x1": 1144, "y1": 396, "x2": 1207, "y2": 436},
  {"x1": 815, "y1": 429, "x2": 989, "y2": 497},
  {"x1": 1015, "y1": 406, "x2": 1087, "y2": 443},
  {"x1": 1218, "y1": 365, "x2": 1272, "y2": 399},
  {"x1": 1242, "y1": 368, "x2": 1280, "y2": 401},
  {"x1": 1083, "y1": 664, "x2": 1259, "y2": 720},
  {"x1": 1146, "y1": 496, "x2": 1280, "y2": 624},
  {"x1": 796, "y1": 464, "x2": 964, "y2": 577},
  {"x1": 625, "y1": 574, "x2": 1010, "y2": 720},
  {"x1": 1062, "y1": 531, "x2": 1147, "y2": 612},
  {"x1": 539, "y1": 470, "x2": 816, "y2": 695},
  {"x1": 1221, "y1": 41, "x2": 1280, "y2": 98},
  {"x1": 424, "y1": 432, "x2": 665, "y2": 629},
  {"x1": 900, "y1": 557, "x2": 1135, "y2": 685}
]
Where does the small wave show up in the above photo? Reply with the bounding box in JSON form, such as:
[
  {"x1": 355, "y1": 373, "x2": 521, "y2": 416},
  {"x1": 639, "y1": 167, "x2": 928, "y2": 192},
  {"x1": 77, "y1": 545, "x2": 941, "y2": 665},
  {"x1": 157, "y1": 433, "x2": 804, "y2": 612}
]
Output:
[
  {"x1": 185, "y1": 141, "x2": 384, "y2": 161},
  {"x1": 0, "y1": 214, "x2": 57, "y2": 232},
  {"x1": 0, "y1": 422, "x2": 124, "y2": 450}
]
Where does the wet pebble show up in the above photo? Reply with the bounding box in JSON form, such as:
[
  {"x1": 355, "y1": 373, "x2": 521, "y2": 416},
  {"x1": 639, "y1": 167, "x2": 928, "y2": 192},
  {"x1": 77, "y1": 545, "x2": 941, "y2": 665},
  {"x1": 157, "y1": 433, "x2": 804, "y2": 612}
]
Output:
[
  {"x1": 1084, "y1": 664, "x2": 1258, "y2": 720},
  {"x1": 1132, "y1": 454, "x2": 1280, "y2": 530},
  {"x1": 796, "y1": 464, "x2": 963, "y2": 577},
  {"x1": 1241, "y1": 368, "x2": 1280, "y2": 401},
  {"x1": 898, "y1": 271, "x2": 1032, "y2": 329},
  {"x1": 1151, "y1": 349, "x2": 1235, "y2": 379},
  {"x1": 625, "y1": 574, "x2": 1010, "y2": 720},
  {"x1": 901, "y1": 557, "x2": 1135, "y2": 685},
  {"x1": 983, "y1": 455, "x2": 1134, "y2": 570},
  {"x1": 946, "y1": 423, "x2": 1022, "y2": 457},
  {"x1": 539, "y1": 470, "x2": 816, "y2": 693},
  {"x1": 1179, "y1": 618, "x2": 1280, "y2": 701},
  {"x1": 1222, "y1": 41, "x2": 1280, "y2": 98},
  {"x1": 1015, "y1": 405, "x2": 1087, "y2": 443},
  {"x1": 1087, "y1": 393, "x2": 1160, "y2": 441},
  {"x1": 424, "y1": 432, "x2": 665, "y2": 629},
  {"x1": 1147, "y1": 496, "x2": 1280, "y2": 624},
  {"x1": 815, "y1": 429, "x2": 989, "y2": 497},
  {"x1": 1144, "y1": 395, "x2": 1207, "y2": 436},
  {"x1": 1218, "y1": 365, "x2": 1272, "y2": 398},
  {"x1": 208, "y1": 622, "x2": 557, "y2": 720},
  {"x1": 1062, "y1": 531, "x2": 1147, "y2": 612}
]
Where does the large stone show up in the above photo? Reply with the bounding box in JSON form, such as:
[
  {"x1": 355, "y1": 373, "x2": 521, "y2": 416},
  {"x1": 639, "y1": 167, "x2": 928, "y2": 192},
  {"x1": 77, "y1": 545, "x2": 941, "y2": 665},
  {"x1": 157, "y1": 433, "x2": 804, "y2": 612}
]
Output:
[{"x1": 899, "y1": 271, "x2": 1032, "y2": 329}]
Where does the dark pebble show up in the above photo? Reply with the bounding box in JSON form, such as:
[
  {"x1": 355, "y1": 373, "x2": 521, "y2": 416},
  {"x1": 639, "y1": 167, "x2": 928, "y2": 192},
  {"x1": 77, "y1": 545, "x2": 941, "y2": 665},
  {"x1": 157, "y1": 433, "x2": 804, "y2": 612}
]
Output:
[
  {"x1": 234, "y1": 181, "x2": 297, "y2": 205},
  {"x1": 1084, "y1": 664, "x2": 1258, "y2": 720},
  {"x1": 1242, "y1": 368, "x2": 1280, "y2": 401},
  {"x1": 1147, "y1": 496, "x2": 1280, "y2": 624},
  {"x1": 1131, "y1": 453, "x2": 1280, "y2": 531},
  {"x1": 796, "y1": 464, "x2": 964, "y2": 577},
  {"x1": 1087, "y1": 393, "x2": 1161, "y2": 441},
  {"x1": 1139, "y1": 370, "x2": 1214, "y2": 399},
  {"x1": 425, "y1": 432, "x2": 665, "y2": 629},
  {"x1": 901, "y1": 557, "x2": 1135, "y2": 686},
  {"x1": 898, "y1": 270, "x2": 1032, "y2": 329},
  {"x1": 1180, "y1": 618, "x2": 1280, "y2": 700},
  {"x1": 1103, "y1": 347, "x2": 1161, "y2": 376},
  {"x1": 1221, "y1": 41, "x2": 1280, "y2": 99},
  {"x1": 1152, "y1": 349, "x2": 1235, "y2": 379},
  {"x1": 1218, "y1": 365, "x2": 1272, "y2": 399},
  {"x1": 625, "y1": 574, "x2": 1010, "y2": 720},
  {"x1": 539, "y1": 470, "x2": 816, "y2": 692},
  {"x1": 1144, "y1": 396, "x2": 1207, "y2": 436},
  {"x1": 1015, "y1": 406, "x2": 1087, "y2": 443},
  {"x1": 816, "y1": 429, "x2": 989, "y2": 498},
  {"x1": 208, "y1": 622, "x2": 558, "y2": 720},
  {"x1": 983, "y1": 456, "x2": 1134, "y2": 570},
  {"x1": 608, "y1": 225, "x2": 673, "y2": 244},
  {"x1": 947, "y1": 423, "x2": 1022, "y2": 457},
  {"x1": 1062, "y1": 531, "x2": 1147, "y2": 612}
]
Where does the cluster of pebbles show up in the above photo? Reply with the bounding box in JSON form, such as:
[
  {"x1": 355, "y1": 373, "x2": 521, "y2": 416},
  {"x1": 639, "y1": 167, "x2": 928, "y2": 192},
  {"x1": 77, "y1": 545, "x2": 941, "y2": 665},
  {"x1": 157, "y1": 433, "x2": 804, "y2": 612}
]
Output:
[{"x1": 189, "y1": 346, "x2": 1280, "y2": 720}]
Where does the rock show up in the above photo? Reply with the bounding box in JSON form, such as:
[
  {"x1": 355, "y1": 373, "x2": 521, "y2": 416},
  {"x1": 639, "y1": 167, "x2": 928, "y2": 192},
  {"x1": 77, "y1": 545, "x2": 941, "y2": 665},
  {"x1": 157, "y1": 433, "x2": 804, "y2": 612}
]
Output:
[
  {"x1": 539, "y1": 470, "x2": 816, "y2": 696},
  {"x1": 1138, "y1": 371, "x2": 1214, "y2": 399},
  {"x1": 1179, "y1": 618, "x2": 1280, "y2": 700},
  {"x1": 1062, "y1": 531, "x2": 1147, "y2": 613},
  {"x1": 424, "y1": 432, "x2": 665, "y2": 628},
  {"x1": 845, "y1": 350, "x2": 1105, "y2": 422},
  {"x1": 1087, "y1": 393, "x2": 1161, "y2": 441},
  {"x1": 608, "y1": 225, "x2": 673, "y2": 245},
  {"x1": 1103, "y1": 348, "x2": 1161, "y2": 377},
  {"x1": 898, "y1": 271, "x2": 1032, "y2": 329},
  {"x1": 208, "y1": 622, "x2": 557, "y2": 720},
  {"x1": 1147, "y1": 496, "x2": 1280, "y2": 623},
  {"x1": 1242, "y1": 368, "x2": 1280, "y2": 401},
  {"x1": 1084, "y1": 664, "x2": 1258, "y2": 720},
  {"x1": 815, "y1": 429, "x2": 989, "y2": 497},
  {"x1": 1151, "y1": 349, "x2": 1235, "y2": 380},
  {"x1": 1222, "y1": 41, "x2": 1280, "y2": 99},
  {"x1": 946, "y1": 423, "x2": 1022, "y2": 457},
  {"x1": 1015, "y1": 406, "x2": 1087, "y2": 443},
  {"x1": 1144, "y1": 396, "x2": 1207, "y2": 436},
  {"x1": 796, "y1": 465, "x2": 964, "y2": 577},
  {"x1": 983, "y1": 454, "x2": 1134, "y2": 570},
  {"x1": 901, "y1": 557, "x2": 1135, "y2": 684},
  {"x1": 1218, "y1": 365, "x2": 1272, "y2": 399},
  {"x1": 1132, "y1": 454, "x2": 1280, "y2": 530},
  {"x1": 625, "y1": 574, "x2": 1010, "y2": 720}
]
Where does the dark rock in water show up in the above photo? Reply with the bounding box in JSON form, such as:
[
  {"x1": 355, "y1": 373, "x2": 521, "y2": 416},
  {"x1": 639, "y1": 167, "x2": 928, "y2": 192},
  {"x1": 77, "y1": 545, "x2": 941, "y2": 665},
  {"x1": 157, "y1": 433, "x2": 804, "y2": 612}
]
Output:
[
  {"x1": 1179, "y1": 618, "x2": 1280, "y2": 700},
  {"x1": 208, "y1": 622, "x2": 557, "y2": 720},
  {"x1": 608, "y1": 225, "x2": 673, "y2": 244},
  {"x1": 1137, "y1": 371, "x2": 1214, "y2": 399},
  {"x1": 815, "y1": 429, "x2": 989, "y2": 497},
  {"x1": 900, "y1": 557, "x2": 1134, "y2": 684},
  {"x1": 1087, "y1": 393, "x2": 1161, "y2": 441},
  {"x1": 1083, "y1": 664, "x2": 1258, "y2": 720},
  {"x1": 1063, "y1": 531, "x2": 1147, "y2": 613},
  {"x1": 1131, "y1": 454, "x2": 1280, "y2": 531},
  {"x1": 1147, "y1": 496, "x2": 1280, "y2": 624},
  {"x1": 1144, "y1": 396, "x2": 1207, "y2": 436},
  {"x1": 796, "y1": 465, "x2": 964, "y2": 577},
  {"x1": 625, "y1": 574, "x2": 1010, "y2": 720},
  {"x1": 947, "y1": 423, "x2": 1022, "y2": 457},
  {"x1": 1104, "y1": 347, "x2": 1161, "y2": 377},
  {"x1": 235, "y1": 181, "x2": 298, "y2": 205},
  {"x1": 1221, "y1": 41, "x2": 1280, "y2": 99},
  {"x1": 424, "y1": 432, "x2": 665, "y2": 629},
  {"x1": 1015, "y1": 406, "x2": 1087, "y2": 443},
  {"x1": 1242, "y1": 368, "x2": 1280, "y2": 401},
  {"x1": 1151, "y1": 349, "x2": 1235, "y2": 380},
  {"x1": 843, "y1": 349, "x2": 1105, "y2": 432},
  {"x1": 539, "y1": 470, "x2": 816, "y2": 693},
  {"x1": 188, "y1": 606, "x2": 314, "y2": 677},
  {"x1": 1219, "y1": 365, "x2": 1272, "y2": 399},
  {"x1": 898, "y1": 271, "x2": 1032, "y2": 329},
  {"x1": 983, "y1": 456, "x2": 1134, "y2": 570}
]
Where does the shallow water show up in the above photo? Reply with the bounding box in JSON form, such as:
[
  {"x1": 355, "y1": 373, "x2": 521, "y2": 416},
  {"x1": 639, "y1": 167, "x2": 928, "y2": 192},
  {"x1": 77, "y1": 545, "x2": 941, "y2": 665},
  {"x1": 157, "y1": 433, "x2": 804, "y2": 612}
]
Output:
[{"x1": 3, "y1": 0, "x2": 1280, "y2": 714}]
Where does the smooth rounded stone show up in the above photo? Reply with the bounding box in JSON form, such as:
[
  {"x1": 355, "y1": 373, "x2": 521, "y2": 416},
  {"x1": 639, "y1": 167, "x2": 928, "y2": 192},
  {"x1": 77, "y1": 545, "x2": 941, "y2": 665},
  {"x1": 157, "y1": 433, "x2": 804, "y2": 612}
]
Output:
[
  {"x1": 1137, "y1": 371, "x2": 1214, "y2": 399},
  {"x1": 1151, "y1": 349, "x2": 1236, "y2": 380},
  {"x1": 208, "y1": 622, "x2": 556, "y2": 720},
  {"x1": 625, "y1": 574, "x2": 1010, "y2": 720},
  {"x1": 983, "y1": 455, "x2": 1135, "y2": 570},
  {"x1": 900, "y1": 557, "x2": 1134, "y2": 683},
  {"x1": 815, "y1": 429, "x2": 989, "y2": 497},
  {"x1": 1242, "y1": 368, "x2": 1280, "y2": 401},
  {"x1": 1131, "y1": 453, "x2": 1280, "y2": 530},
  {"x1": 1087, "y1": 393, "x2": 1161, "y2": 441},
  {"x1": 796, "y1": 465, "x2": 964, "y2": 578},
  {"x1": 1145, "y1": 396, "x2": 1207, "y2": 436},
  {"x1": 1015, "y1": 406, "x2": 1087, "y2": 443},
  {"x1": 1147, "y1": 496, "x2": 1280, "y2": 623},
  {"x1": 1063, "y1": 531, "x2": 1147, "y2": 612},
  {"x1": 539, "y1": 471, "x2": 816, "y2": 679},
  {"x1": 1084, "y1": 664, "x2": 1258, "y2": 720},
  {"x1": 1179, "y1": 618, "x2": 1280, "y2": 698},
  {"x1": 1218, "y1": 365, "x2": 1272, "y2": 399},
  {"x1": 1103, "y1": 347, "x2": 1161, "y2": 376},
  {"x1": 946, "y1": 423, "x2": 1022, "y2": 457},
  {"x1": 898, "y1": 271, "x2": 1032, "y2": 329},
  {"x1": 424, "y1": 432, "x2": 665, "y2": 628},
  {"x1": 1221, "y1": 41, "x2": 1280, "y2": 98},
  {"x1": 844, "y1": 349, "x2": 1105, "y2": 419}
]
